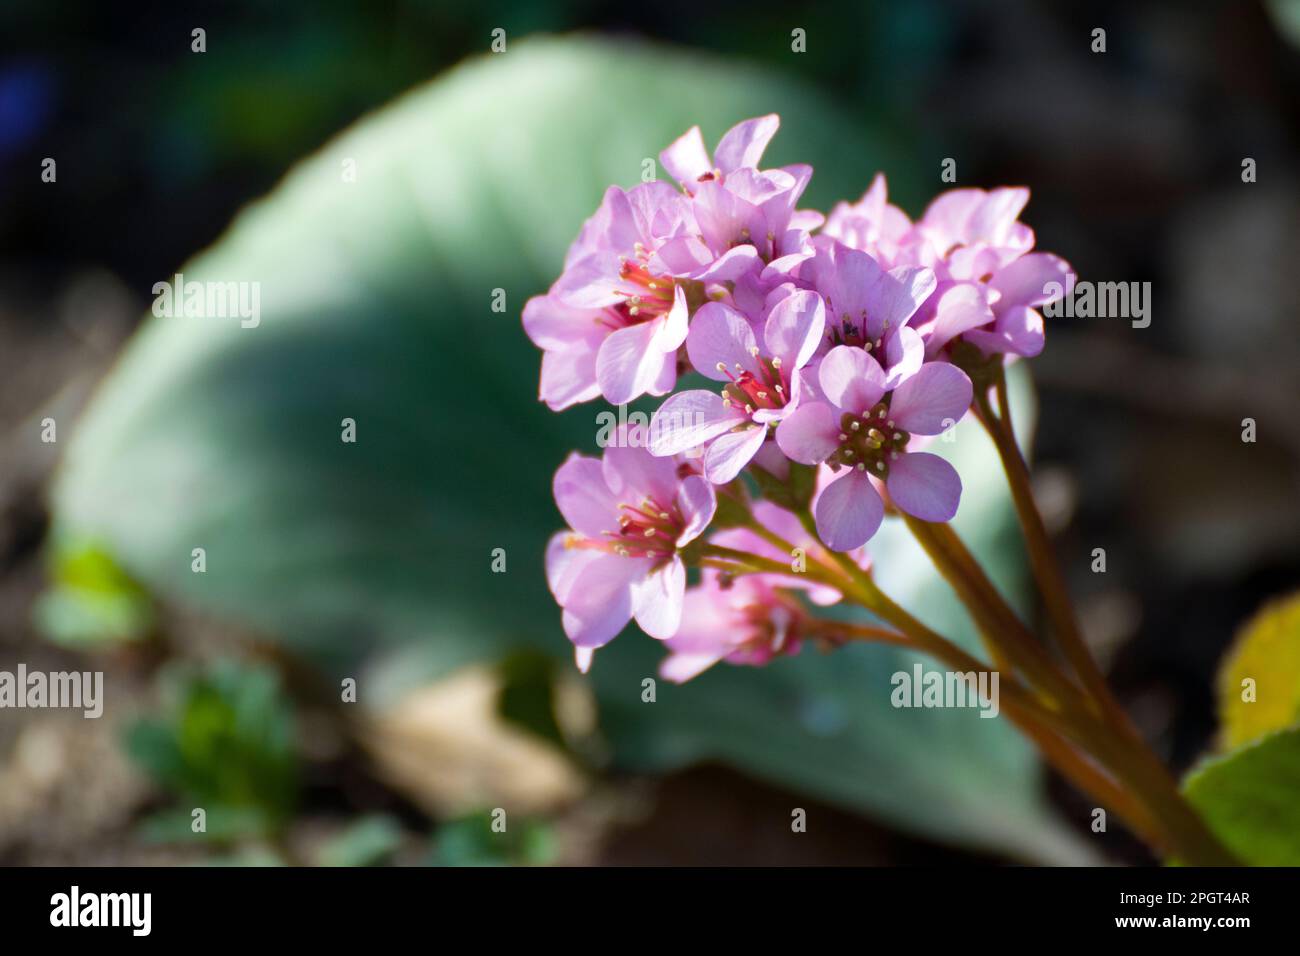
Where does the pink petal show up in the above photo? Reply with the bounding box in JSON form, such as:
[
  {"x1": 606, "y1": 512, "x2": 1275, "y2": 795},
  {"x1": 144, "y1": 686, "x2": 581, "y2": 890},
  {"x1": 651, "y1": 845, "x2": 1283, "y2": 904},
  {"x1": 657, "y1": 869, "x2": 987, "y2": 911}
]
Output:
[
  {"x1": 714, "y1": 115, "x2": 780, "y2": 173},
  {"x1": 882, "y1": 326, "x2": 924, "y2": 390},
  {"x1": 552, "y1": 255, "x2": 621, "y2": 309},
  {"x1": 660, "y1": 126, "x2": 711, "y2": 185},
  {"x1": 964, "y1": 305, "x2": 1045, "y2": 358},
  {"x1": 750, "y1": 439, "x2": 791, "y2": 480},
  {"x1": 597, "y1": 321, "x2": 676, "y2": 405},
  {"x1": 888, "y1": 362, "x2": 973, "y2": 435},
  {"x1": 691, "y1": 243, "x2": 764, "y2": 283},
  {"x1": 969, "y1": 187, "x2": 1030, "y2": 246},
  {"x1": 999, "y1": 305, "x2": 1046, "y2": 356},
  {"x1": 703, "y1": 425, "x2": 768, "y2": 484},
  {"x1": 775, "y1": 401, "x2": 841, "y2": 465},
  {"x1": 886, "y1": 451, "x2": 962, "y2": 522},
  {"x1": 675, "y1": 475, "x2": 718, "y2": 546},
  {"x1": 631, "y1": 556, "x2": 686, "y2": 639},
  {"x1": 665, "y1": 582, "x2": 736, "y2": 651},
  {"x1": 649, "y1": 390, "x2": 743, "y2": 457},
  {"x1": 818, "y1": 345, "x2": 887, "y2": 414},
  {"x1": 925, "y1": 282, "x2": 995, "y2": 356},
  {"x1": 562, "y1": 553, "x2": 649, "y2": 647},
  {"x1": 521, "y1": 294, "x2": 601, "y2": 350},
  {"x1": 989, "y1": 253, "x2": 1074, "y2": 308},
  {"x1": 654, "y1": 234, "x2": 713, "y2": 275},
  {"x1": 686, "y1": 302, "x2": 760, "y2": 381},
  {"x1": 920, "y1": 189, "x2": 986, "y2": 244},
  {"x1": 875, "y1": 266, "x2": 937, "y2": 332},
  {"x1": 539, "y1": 346, "x2": 601, "y2": 411},
  {"x1": 545, "y1": 531, "x2": 596, "y2": 603},
  {"x1": 660, "y1": 651, "x2": 727, "y2": 683},
  {"x1": 655, "y1": 285, "x2": 690, "y2": 350},
  {"x1": 762, "y1": 288, "x2": 825, "y2": 371},
  {"x1": 814, "y1": 470, "x2": 884, "y2": 552},
  {"x1": 602, "y1": 444, "x2": 682, "y2": 507},
  {"x1": 553, "y1": 454, "x2": 617, "y2": 537}
]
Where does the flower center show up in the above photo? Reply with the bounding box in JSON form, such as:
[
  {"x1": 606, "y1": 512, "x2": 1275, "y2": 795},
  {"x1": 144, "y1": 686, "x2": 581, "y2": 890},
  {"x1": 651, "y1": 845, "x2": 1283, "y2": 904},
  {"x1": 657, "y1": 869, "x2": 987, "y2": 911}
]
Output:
[
  {"x1": 826, "y1": 402, "x2": 909, "y2": 479},
  {"x1": 608, "y1": 245, "x2": 676, "y2": 327},
  {"x1": 825, "y1": 308, "x2": 889, "y2": 355},
  {"x1": 717, "y1": 349, "x2": 788, "y2": 416},
  {"x1": 565, "y1": 495, "x2": 686, "y2": 561},
  {"x1": 603, "y1": 495, "x2": 686, "y2": 559}
]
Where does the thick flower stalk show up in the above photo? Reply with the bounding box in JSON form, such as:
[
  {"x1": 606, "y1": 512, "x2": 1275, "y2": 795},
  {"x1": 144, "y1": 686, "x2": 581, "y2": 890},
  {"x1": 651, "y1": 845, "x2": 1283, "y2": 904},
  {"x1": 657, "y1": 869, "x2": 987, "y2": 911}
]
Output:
[{"x1": 522, "y1": 116, "x2": 1239, "y2": 866}]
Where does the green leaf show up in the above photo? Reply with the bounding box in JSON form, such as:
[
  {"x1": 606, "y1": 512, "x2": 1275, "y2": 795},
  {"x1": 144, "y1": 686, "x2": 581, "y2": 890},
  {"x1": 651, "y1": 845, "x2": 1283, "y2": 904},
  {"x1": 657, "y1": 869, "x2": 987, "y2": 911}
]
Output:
[
  {"x1": 32, "y1": 538, "x2": 153, "y2": 647},
  {"x1": 53, "y1": 36, "x2": 1087, "y2": 861},
  {"x1": 316, "y1": 815, "x2": 405, "y2": 867},
  {"x1": 1216, "y1": 592, "x2": 1300, "y2": 750},
  {"x1": 1183, "y1": 727, "x2": 1300, "y2": 866},
  {"x1": 430, "y1": 811, "x2": 556, "y2": 867},
  {"x1": 124, "y1": 659, "x2": 298, "y2": 835}
]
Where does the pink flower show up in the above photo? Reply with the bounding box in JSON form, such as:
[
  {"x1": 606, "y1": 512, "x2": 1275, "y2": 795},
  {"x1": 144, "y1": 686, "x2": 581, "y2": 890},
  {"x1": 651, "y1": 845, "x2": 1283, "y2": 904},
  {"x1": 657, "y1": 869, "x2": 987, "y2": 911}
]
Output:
[
  {"x1": 910, "y1": 187, "x2": 1075, "y2": 359},
  {"x1": 822, "y1": 173, "x2": 914, "y2": 268},
  {"x1": 545, "y1": 445, "x2": 716, "y2": 668},
  {"x1": 822, "y1": 177, "x2": 1074, "y2": 361},
  {"x1": 655, "y1": 115, "x2": 822, "y2": 284},
  {"x1": 659, "y1": 114, "x2": 782, "y2": 189},
  {"x1": 776, "y1": 350, "x2": 973, "y2": 550},
  {"x1": 533, "y1": 182, "x2": 693, "y2": 406},
  {"x1": 912, "y1": 187, "x2": 1035, "y2": 280},
  {"x1": 796, "y1": 238, "x2": 936, "y2": 389},
  {"x1": 647, "y1": 288, "x2": 825, "y2": 484},
  {"x1": 660, "y1": 574, "x2": 806, "y2": 683},
  {"x1": 956, "y1": 252, "x2": 1075, "y2": 358}
]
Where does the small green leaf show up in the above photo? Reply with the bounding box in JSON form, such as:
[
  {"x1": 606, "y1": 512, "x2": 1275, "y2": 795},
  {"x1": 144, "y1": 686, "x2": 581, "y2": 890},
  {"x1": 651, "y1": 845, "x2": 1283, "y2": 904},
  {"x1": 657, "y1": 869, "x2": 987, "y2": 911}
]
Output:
[
  {"x1": 33, "y1": 539, "x2": 153, "y2": 647},
  {"x1": 1183, "y1": 726, "x2": 1300, "y2": 866},
  {"x1": 124, "y1": 659, "x2": 299, "y2": 837},
  {"x1": 136, "y1": 806, "x2": 275, "y2": 845},
  {"x1": 316, "y1": 815, "x2": 404, "y2": 867},
  {"x1": 429, "y1": 811, "x2": 556, "y2": 867},
  {"x1": 1216, "y1": 592, "x2": 1300, "y2": 750}
]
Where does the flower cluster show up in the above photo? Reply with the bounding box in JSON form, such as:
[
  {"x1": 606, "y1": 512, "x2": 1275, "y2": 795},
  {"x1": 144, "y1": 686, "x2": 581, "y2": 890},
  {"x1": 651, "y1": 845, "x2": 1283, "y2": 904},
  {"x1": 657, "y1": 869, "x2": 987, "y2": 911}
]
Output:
[{"x1": 524, "y1": 115, "x2": 1071, "y2": 679}]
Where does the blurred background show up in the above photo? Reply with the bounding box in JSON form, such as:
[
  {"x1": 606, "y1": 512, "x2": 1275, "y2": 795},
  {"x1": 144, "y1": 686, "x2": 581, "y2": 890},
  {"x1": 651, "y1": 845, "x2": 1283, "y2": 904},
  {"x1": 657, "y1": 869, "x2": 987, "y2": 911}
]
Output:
[{"x1": 1, "y1": 0, "x2": 1298, "y2": 866}]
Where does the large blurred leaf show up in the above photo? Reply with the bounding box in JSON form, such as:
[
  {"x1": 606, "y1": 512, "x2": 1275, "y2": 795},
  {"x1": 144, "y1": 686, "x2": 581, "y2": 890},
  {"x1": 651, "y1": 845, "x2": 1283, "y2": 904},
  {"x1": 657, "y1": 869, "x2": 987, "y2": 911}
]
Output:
[
  {"x1": 53, "y1": 36, "x2": 1088, "y2": 861},
  {"x1": 1215, "y1": 592, "x2": 1300, "y2": 751}
]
